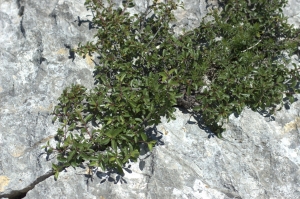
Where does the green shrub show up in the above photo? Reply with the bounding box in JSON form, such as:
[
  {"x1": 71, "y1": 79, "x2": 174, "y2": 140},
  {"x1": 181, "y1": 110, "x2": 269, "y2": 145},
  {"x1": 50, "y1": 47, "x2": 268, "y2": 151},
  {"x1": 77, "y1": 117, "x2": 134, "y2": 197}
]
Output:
[{"x1": 45, "y1": 0, "x2": 300, "y2": 180}]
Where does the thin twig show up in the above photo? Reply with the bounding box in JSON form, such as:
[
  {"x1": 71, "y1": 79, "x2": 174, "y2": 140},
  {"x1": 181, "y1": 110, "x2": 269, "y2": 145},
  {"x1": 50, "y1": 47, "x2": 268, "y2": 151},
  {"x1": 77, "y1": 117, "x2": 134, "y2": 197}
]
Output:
[
  {"x1": 146, "y1": 25, "x2": 163, "y2": 48},
  {"x1": 241, "y1": 39, "x2": 262, "y2": 52}
]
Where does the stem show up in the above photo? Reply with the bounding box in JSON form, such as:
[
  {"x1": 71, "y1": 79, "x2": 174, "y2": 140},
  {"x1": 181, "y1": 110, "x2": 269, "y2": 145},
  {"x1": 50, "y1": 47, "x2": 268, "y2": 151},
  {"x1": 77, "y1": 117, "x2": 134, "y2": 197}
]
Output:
[{"x1": 242, "y1": 39, "x2": 262, "y2": 53}]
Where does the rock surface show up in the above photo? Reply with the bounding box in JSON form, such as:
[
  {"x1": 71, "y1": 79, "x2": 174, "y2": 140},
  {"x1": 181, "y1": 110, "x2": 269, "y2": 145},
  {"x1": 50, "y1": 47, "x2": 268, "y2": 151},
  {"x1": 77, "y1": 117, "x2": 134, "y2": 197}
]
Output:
[
  {"x1": 0, "y1": 0, "x2": 96, "y2": 197},
  {"x1": 0, "y1": 0, "x2": 299, "y2": 198}
]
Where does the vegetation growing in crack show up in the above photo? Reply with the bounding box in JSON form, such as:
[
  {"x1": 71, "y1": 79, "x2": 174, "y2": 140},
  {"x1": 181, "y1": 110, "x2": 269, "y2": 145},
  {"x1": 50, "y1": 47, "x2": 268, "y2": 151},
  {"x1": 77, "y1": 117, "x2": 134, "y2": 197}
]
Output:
[{"x1": 44, "y1": 0, "x2": 300, "y2": 180}]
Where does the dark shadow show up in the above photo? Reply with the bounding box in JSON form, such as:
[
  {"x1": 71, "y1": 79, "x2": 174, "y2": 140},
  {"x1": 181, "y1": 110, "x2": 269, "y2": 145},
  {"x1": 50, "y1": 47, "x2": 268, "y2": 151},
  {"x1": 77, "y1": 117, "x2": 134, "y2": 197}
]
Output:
[
  {"x1": 91, "y1": 57, "x2": 102, "y2": 85},
  {"x1": 39, "y1": 57, "x2": 47, "y2": 64},
  {"x1": 124, "y1": 166, "x2": 133, "y2": 174},
  {"x1": 255, "y1": 108, "x2": 276, "y2": 121},
  {"x1": 18, "y1": 6, "x2": 24, "y2": 17},
  {"x1": 61, "y1": 13, "x2": 100, "y2": 65},
  {"x1": 138, "y1": 143, "x2": 154, "y2": 171},
  {"x1": 139, "y1": 160, "x2": 146, "y2": 171},
  {"x1": 175, "y1": 106, "x2": 217, "y2": 139},
  {"x1": 74, "y1": 16, "x2": 95, "y2": 30},
  {"x1": 42, "y1": 151, "x2": 56, "y2": 161},
  {"x1": 64, "y1": 44, "x2": 75, "y2": 62},
  {"x1": 49, "y1": 11, "x2": 57, "y2": 25},
  {"x1": 95, "y1": 167, "x2": 129, "y2": 185},
  {"x1": 77, "y1": 125, "x2": 163, "y2": 186},
  {"x1": 20, "y1": 18, "x2": 26, "y2": 38},
  {"x1": 89, "y1": 125, "x2": 163, "y2": 185},
  {"x1": 283, "y1": 95, "x2": 299, "y2": 110},
  {"x1": 233, "y1": 112, "x2": 239, "y2": 118},
  {"x1": 255, "y1": 93, "x2": 299, "y2": 121},
  {"x1": 115, "y1": 175, "x2": 127, "y2": 184},
  {"x1": 145, "y1": 125, "x2": 164, "y2": 146},
  {"x1": 284, "y1": 103, "x2": 291, "y2": 110},
  {"x1": 192, "y1": 114, "x2": 217, "y2": 139}
]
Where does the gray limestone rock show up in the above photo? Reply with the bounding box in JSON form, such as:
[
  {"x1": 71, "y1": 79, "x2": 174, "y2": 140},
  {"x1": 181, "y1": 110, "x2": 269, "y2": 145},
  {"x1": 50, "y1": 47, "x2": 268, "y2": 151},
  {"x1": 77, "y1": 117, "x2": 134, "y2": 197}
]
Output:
[
  {"x1": 0, "y1": 0, "x2": 300, "y2": 198},
  {"x1": 283, "y1": 0, "x2": 300, "y2": 28},
  {"x1": 0, "y1": 0, "x2": 96, "y2": 197},
  {"x1": 23, "y1": 102, "x2": 300, "y2": 199}
]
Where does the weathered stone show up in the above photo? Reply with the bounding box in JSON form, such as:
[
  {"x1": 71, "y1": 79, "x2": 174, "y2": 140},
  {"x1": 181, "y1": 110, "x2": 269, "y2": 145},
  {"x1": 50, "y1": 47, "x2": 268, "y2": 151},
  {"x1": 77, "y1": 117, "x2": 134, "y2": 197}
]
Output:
[
  {"x1": 283, "y1": 0, "x2": 300, "y2": 28},
  {"x1": 0, "y1": 0, "x2": 96, "y2": 197},
  {"x1": 0, "y1": 0, "x2": 300, "y2": 198},
  {"x1": 24, "y1": 101, "x2": 300, "y2": 199}
]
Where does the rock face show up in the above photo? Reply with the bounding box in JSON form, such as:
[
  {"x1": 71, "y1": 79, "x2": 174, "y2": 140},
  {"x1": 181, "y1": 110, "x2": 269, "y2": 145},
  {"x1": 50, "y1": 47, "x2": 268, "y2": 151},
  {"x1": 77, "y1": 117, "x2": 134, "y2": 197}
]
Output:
[
  {"x1": 0, "y1": 0, "x2": 299, "y2": 198},
  {"x1": 0, "y1": 0, "x2": 96, "y2": 198}
]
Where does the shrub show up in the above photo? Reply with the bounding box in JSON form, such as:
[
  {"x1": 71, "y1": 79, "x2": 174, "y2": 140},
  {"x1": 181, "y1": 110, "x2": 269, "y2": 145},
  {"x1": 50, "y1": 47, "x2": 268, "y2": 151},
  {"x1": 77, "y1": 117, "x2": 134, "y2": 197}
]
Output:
[{"x1": 45, "y1": 0, "x2": 300, "y2": 180}]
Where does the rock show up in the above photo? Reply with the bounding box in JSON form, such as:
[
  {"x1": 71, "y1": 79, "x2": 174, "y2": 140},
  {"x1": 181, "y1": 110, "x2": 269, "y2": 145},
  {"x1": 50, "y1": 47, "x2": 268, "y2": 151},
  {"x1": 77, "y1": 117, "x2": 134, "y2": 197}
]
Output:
[
  {"x1": 0, "y1": 0, "x2": 96, "y2": 197},
  {"x1": 24, "y1": 103, "x2": 300, "y2": 199},
  {"x1": 0, "y1": 0, "x2": 299, "y2": 198},
  {"x1": 283, "y1": 0, "x2": 300, "y2": 28}
]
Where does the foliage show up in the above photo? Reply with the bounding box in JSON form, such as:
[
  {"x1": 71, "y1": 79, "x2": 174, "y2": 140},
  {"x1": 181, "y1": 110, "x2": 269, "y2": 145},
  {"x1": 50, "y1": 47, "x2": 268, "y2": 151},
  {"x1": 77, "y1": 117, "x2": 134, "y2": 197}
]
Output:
[{"x1": 45, "y1": 0, "x2": 300, "y2": 179}]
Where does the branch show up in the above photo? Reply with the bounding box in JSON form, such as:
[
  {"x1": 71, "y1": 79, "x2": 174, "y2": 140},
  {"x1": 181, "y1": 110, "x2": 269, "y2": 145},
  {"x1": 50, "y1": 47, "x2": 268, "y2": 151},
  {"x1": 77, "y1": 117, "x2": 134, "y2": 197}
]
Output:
[
  {"x1": 146, "y1": 25, "x2": 163, "y2": 48},
  {"x1": 241, "y1": 39, "x2": 262, "y2": 52}
]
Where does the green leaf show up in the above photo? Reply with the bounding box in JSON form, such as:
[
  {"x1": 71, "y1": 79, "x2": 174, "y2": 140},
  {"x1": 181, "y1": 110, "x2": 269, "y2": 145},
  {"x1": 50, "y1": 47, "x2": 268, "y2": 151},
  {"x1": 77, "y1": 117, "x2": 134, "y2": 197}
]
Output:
[
  {"x1": 80, "y1": 153, "x2": 91, "y2": 161},
  {"x1": 47, "y1": 148, "x2": 53, "y2": 155},
  {"x1": 141, "y1": 132, "x2": 147, "y2": 141},
  {"x1": 67, "y1": 150, "x2": 76, "y2": 162},
  {"x1": 54, "y1": 171, "x2": 59, "y2": 181},
  {"x1": 193, "y1": 106, "x2": 201, "y2": 112},
  {"x1": 168, "y1": 68, "x2": 177, "y2": 75},
  {"x1": 187, "y1": 85, "x2": 191, "y2": 96},
  {"x1": 52, "y1": 116, "x2": 57, "y2": 123},
  {"x1": 175, "y1": 93, "x2": 184, "y2": 98},
  {"x1": 89, "y1": 161, "x2": 98, "y2": 167},
  {"x1": 134, "y1": 136, "x2": 138, "y2": 143},
  {"x1": 128, "y1": 143, "x2": 133, "y2": 152},
  {"x1": 225, "y1": 4, "x2": 229, "y2": 12},
  {"x1": 100, "y1": 137, "x2": 111, "y2": 145},
  {"x1": 130, "y1": 149, "x2": 140, "y2": 159},
  {"x1": 52, "y1": 163, "x2": 58, "y2": 171},
  {"x1": 288, "y1": 95, "x2": 295, "y2": 103},
  {"x1": 105, "y1": 129, "x2": 123, "y2": 138},
  {"x1": 68, "y1": 123, "x2": 76, "y2": 131},
  {"x1": 57, "y1": 155, "x2": 67, "y2": 163},
  {"x1": 159, "y1": 72, "x2": 168, "y2": 82},
  {"x1": 116, "y1": 158, "x2": 122, "y2": 167},
  {"x1": 70, "y1": 161, "x2": 77, "y2": 168},
  {"x1": 217, "y1": 132, "x2": 223, "y2": 139},
  {"x1": 63, "y1": 107, "x2": 67, "y2": 115},
  {"x1": 111, "y1": 139, "x2": 117, "y2": 151},
  {"x1": 116, "y1": 165, "x2": 124, "y2": 175},
  {"x1": 84, "y1": 114, "x2": 94, "y2": 123},
  {"x1": 135, "y1": 118, "x2": 143, "y2": 123},
  {"x1": 119, "y1": 73, "x2": 126, "y2": 82},
  {"x1": 109, "y1": 156, "x2": 116, "y2": 162},
  {"x1": 147, "y1": 143, "x2": 153, "y2": 151}
]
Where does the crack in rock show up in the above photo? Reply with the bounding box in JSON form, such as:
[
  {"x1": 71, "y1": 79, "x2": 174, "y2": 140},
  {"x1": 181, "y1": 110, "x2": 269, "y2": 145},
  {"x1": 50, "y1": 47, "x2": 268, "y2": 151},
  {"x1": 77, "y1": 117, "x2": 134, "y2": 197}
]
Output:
[
  {"x1": 18, "y1": 6, "x2": 24, "y2": 17},
  {"x1": 20, "y1": 17, "x2": 26, "y2": 38},
  {"x1": 0, "y1": 170, "x2": 54, "y2": 199}
]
